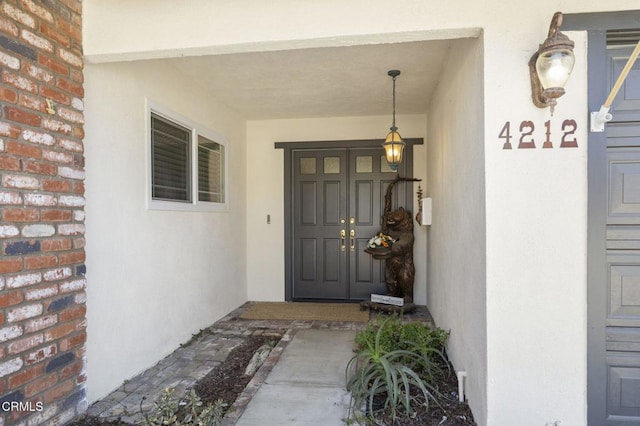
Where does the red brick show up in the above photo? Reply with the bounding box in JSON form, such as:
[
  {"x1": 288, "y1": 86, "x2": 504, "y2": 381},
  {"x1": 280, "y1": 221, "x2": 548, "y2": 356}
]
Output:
[
  {"x1": 72, "y1": 181, "x2": 84, "y2": 194},
  {"x1": 0, "y1": 258, "x2": 23, "y2": 274},
  {"x1": 40, "y1": 23, "x2": 69, "y2": 47},
  {"x1": 57, "y1": 78, "x2": 83, "y2": 98},
  {"x1": 56, "y1": 18, "x2": 81, "y2": 42},
  {"x1": 41, "y1": 239, "x2": 72, "y2": 252},
  {"x1": 40, "y1": 86, "x2": 70, "y2": 106},
  {"x1": 41, "y1": 209, "x2": 71, "y2": 221},
  {"x1": 25, "y1": 372, "x2": 57, "y2": 397},
  {"x1": 24, "y1": 255, "x2": 57, "y2": 270},
  {"x1": 0, "y1": 156, "x2": 21, "y2": 171},
  {"x1": 24, "y1": 64, "x2": 54, "y2": 84},
  {"x1": 0, "y1": 87, "x2": 18, "y2": 103},
  {"x1": 0, "y1": 290, "x2": 24, "y2": 308},
  {"x1": 59, "y1": 331, "x2": 85, "y2": 352},
  {"x1": 59, "y1": 305, "x2": 85, "y2": 322},
  {"x1": 72, "y1": 126, "x2": 83, "y2": 139},
  {"x1": 0, "y1": 378, "x2": 6, "y2": 395},
  {"x1": 19, "y1": 93, "x2": 47, "y2": 113},
  {"x1": 3, "y1": 208, "x2": 40, "y2": 222},
  {"x1": 24, "y1": 160, "x2": 57, "y2": 175},
  {"x1": 22, "y1": 0, "x2": 54, "y2": 23},
  {"x1": 44, "y1": 321, "x2": 76, "y2": 342},
  {"x1": 60, "y1": 359, "x2": 82, "y2": 381},
  {"x1": 0, "y1": 312, "x2": 4, "y2": 326},
  {"x1": 7, "y1": 303, "x2": 43, "y2": 322},
  {"x1": 42, "y1": 179, "x2": 71, "y2": 193},
  {"x1": 6, "y1": 140, "x2": 42, "y2": 159},
  {"x1": 44, "y1": 378, "x2": 73, "y2": 403},
  {"x1": 73, "y1": 237, "x2": 84, "y2": 249},
  {"x1": 2, "y1": 73, "x2": 37, "y2": 94},
  {"x1": 24, "y1": 315, "x2": 57, "y2": 333},
  {"x1": 3, "y1": 106, "x2": 41, "y2": 127},
  {"x1": 25, "y1": 343, "x2": 57, "y2": 365},
  {"x1": 0, "y1": 16, "x2": 19, "y2": 37},
  {"x1": 38, "y1": 54, "x2": 68, "y2": 76},
  {"x1": 24, "y1": 284, "x2": 58, "y2": 301},
  {"x1": 0, "y1": 122, "x2": 21, "y2": 138},
  {"x1": 59, "y1": 0, "x2": 82, "y2": 15},
  {"x1": 58, "y1": 251, "x2": 84, "y2": 265},
  {"x1": 69, "y1": 68, "x2": 82, "y2": 84},
  {"x1": 8, "y1": 363, "x2": 44, "y2": 388},
  {"x1": 8, "y1": 332, "x2": 44, "y2": 355}
]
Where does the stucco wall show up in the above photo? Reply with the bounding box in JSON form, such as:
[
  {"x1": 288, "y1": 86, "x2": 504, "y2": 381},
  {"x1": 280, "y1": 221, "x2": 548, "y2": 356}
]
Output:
[
  {"x1": 427, "y1": 37, "x2": 487, "y2": 425},
  {"x1": 83, "y1": 61, "x2": 247, "y2": 402},
  {"x1": 245, "y1": 115, "x2": 428, "y2": 304},
  {"x1": 483, "y1": 29, "x2": 589, "y2": 425}
]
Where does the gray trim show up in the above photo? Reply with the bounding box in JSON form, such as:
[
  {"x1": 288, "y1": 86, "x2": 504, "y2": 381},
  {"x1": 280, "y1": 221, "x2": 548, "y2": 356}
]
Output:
[
  {"x1": 275, "y1": 138, "x2": 424, "y2": 150},
  {"x1": 276, "y1": 138, "x2": 422, "y2": 301},
  {"x1": 564, "y1": 11, "x2": 640, "y2": 425},
  {"x1": 563, "y1": 10, "x2": 640, "y2": 31}
]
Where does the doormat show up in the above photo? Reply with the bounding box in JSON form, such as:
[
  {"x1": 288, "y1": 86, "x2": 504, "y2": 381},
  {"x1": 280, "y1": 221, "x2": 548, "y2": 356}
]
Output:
[{"x1": 239, "y1": 302, "x2": 370, "y2": 323}]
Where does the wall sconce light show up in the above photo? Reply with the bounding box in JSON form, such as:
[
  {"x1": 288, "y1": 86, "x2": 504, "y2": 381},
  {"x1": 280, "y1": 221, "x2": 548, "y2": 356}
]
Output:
[
  {"x1": 383, "y1": 70, "x2": 405, "y2": 172},
  {"x1": 529, "y1": 12, "x2": 575, "y2": 115}
]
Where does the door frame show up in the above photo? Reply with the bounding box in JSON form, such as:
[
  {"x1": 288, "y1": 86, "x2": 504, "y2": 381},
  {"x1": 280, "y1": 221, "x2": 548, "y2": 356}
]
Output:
[
  {"x1": 564, "y1": 10, "x2": 640, "y2": 424},
  {"x1": 275, "y1": 138, "x2": 423, "y2": 301}
]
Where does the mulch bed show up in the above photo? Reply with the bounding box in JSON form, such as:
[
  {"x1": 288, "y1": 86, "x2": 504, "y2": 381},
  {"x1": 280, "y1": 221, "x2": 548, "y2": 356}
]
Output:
[
  {"x1": 374, "y1": 360, "x2": 476, "y2": 425},
  {"x1": 194, "y1": 334, "x2": 280, "y2": 408}
]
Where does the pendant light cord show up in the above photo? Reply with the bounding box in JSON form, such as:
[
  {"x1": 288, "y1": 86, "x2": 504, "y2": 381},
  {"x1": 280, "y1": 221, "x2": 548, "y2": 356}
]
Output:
[{"x1": 391, "y1": 74, "x2": 397, "y2": 131}]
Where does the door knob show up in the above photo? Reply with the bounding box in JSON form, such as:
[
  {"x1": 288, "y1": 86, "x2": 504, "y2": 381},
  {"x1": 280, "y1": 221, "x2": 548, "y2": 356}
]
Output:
[
  {"x1": 350, "y1": 229, "x2": 355, "y2": 252},
  {"x1": 340, "y1": 229, "x2": 346, "y2": 252}
]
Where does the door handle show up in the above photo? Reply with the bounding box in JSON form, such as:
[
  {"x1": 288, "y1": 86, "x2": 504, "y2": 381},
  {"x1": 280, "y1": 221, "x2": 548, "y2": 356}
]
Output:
[
  {"x1": 350, "y1": 229, "x2": 355, "y2": 252},
  {"x1": 340, "y1": 229, "x2": 346, "y2": 252}
]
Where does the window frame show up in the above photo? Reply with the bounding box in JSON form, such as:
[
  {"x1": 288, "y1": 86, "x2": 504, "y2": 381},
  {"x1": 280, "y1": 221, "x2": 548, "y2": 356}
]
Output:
[{"x1": 146, "y1": 100, "x2": 229, "y2": 212}]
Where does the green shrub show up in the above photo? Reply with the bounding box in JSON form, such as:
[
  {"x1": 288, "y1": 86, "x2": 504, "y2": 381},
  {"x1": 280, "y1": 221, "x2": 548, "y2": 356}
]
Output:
[
  {"x1": 346, "y1": 316, "x2": 449, "y2": 423},
  {"x1": 355, "y1": 314, "x2": 449, "y2": 367}
]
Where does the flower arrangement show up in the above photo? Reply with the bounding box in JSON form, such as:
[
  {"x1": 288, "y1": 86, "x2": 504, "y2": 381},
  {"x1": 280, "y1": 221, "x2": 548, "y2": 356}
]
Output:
[{"x1": 367, "y1": 232, "x2": 395, "y2": 249}]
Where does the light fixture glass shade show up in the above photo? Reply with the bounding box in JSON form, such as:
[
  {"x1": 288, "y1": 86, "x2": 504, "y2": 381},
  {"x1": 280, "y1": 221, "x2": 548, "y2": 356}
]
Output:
[
  {"x1": 535, "y1": 48, "x2": 575, "y2": 90},
  {"x1": 383, "y1": 130, "x2": 405, "y2": 171}
]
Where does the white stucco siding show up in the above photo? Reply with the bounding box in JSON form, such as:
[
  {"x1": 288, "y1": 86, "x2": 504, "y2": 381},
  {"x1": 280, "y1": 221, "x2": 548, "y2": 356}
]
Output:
[
  {"x1": 427, "y1": 36, "x2": 487, "y2": 425},
  {"x1": 483, "y1": 29, "x2": 588, "y2": 425},
  {"x1": 245, "y1": 116, "x2": 428, "y2": 304},
  {"x1": 83, "y1": 61, "x2": 247, "y2": 402}
]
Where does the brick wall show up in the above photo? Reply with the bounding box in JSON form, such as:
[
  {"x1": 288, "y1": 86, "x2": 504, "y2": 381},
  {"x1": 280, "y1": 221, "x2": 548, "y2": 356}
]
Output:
[{"x1": 0, "y1": 0, "x2": 86, "y2": 424}]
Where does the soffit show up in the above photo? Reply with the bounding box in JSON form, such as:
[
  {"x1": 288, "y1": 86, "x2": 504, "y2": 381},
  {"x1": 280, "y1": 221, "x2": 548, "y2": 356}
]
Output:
[{"x1": 165, "y1": 39, "x2": 457, "y2": 120}]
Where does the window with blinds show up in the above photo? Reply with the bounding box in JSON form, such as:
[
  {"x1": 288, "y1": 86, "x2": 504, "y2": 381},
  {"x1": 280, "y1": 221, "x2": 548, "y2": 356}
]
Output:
[
  {"x1": 198, "y1": 135, "x2": 224, "y2": 203},
  {"x1": 151, "y1": 114, "x2": 192, "y2": 202},
  {"x1": 148, "y1": 105, "x2": 228, "y2": 211}
]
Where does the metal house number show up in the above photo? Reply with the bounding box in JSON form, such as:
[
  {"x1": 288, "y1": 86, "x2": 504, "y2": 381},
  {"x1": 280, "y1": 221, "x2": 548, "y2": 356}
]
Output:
[{"x1": 499, "y1": 119, "x2": 578, "y2": 149}]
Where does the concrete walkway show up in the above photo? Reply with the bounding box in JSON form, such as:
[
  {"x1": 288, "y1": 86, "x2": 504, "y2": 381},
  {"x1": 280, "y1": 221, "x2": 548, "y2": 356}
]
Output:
[
  {"x1": 234, "y1": 328, "x2": 356, "y2": 426},
  {"x1": 83, "y1": 303, "x2": 434, "y2": 425}
]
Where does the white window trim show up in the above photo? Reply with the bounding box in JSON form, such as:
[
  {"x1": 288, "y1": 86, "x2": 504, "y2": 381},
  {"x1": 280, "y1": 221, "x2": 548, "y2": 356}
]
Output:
[{"x1": 145, "y1": 99, "x2": 229, "y2": 212}]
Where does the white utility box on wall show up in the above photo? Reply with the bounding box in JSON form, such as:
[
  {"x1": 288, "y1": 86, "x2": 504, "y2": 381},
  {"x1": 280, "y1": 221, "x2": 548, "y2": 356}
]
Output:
[{"x1": 421, "y1": 197, "x2": 432, "y2": 226}]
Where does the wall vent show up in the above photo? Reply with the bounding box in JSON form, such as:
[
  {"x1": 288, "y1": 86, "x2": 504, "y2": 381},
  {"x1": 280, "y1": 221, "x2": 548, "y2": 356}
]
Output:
[{"x1": 607, "y1": 29, "x2": 640, "y2": 46}]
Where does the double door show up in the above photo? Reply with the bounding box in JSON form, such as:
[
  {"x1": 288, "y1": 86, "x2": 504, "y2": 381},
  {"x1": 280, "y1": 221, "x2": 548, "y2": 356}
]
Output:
[{"x1": 291, "y1": 148, "x2": 409, "y2": 300}]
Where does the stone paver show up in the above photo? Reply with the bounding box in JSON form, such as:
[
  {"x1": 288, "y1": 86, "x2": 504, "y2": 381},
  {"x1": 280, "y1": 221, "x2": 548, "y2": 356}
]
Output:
[{"x1": 84, "y1": 303, "x2": 433, "y2": 425}]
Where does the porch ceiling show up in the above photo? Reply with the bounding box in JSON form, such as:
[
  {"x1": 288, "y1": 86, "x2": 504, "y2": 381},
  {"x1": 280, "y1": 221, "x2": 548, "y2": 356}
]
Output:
[{"x1": 164, "y1": 39, "x2": 455, "y2": 120}]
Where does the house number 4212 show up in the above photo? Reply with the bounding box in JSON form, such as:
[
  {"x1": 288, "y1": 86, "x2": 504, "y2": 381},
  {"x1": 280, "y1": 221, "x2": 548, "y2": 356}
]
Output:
[{"x1": 499, "y1": 119, "x2": 578, "y2": 149}]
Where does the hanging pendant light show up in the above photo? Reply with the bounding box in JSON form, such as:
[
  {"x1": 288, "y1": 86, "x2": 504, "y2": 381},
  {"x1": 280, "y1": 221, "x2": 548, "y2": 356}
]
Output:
[{"x1": 383, "y1": 70, "x2": 405, "y2": 172}]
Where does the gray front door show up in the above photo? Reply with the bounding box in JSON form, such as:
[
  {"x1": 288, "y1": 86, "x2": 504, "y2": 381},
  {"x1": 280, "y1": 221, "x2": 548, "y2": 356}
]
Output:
[
  {"x1": 602, "y1": 44, "x2": 640, "y2": 425},
  {"x1": 291, "y1": 147, "x2": 409, "y2": 300}
]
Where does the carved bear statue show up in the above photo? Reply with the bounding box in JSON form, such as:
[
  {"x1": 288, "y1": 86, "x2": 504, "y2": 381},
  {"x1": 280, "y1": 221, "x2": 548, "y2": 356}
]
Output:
[{"x1": 383, "y1": 207, "x2": 415, "y2": 303}]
